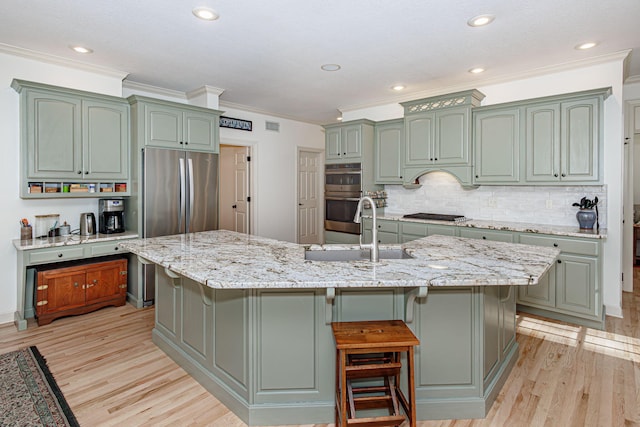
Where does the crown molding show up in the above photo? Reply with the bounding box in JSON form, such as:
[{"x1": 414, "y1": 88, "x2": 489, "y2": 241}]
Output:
[
  {"x1": 219, "y1": 100, "x2": 323, "y2": 125},
  {"x1": 625, "y1": 75, "x2": 640, "y2": 85},
  {"x1": 339, "y1": 50, "x2": 632, "y2": 114},
  {"x1": 0, "y1": 43, "x2": 129, "y2": 80},
  {"x1": 187, "y1": 85, "x2": 225, "y2": 99},
  {"x1": 122, "y1": 80, "x2": 187, "y2": 100}
]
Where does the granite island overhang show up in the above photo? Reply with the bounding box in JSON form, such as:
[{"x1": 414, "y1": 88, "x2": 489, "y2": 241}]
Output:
[{"x1": 119, "y1": 230, "x2": 560, "y2": 425}]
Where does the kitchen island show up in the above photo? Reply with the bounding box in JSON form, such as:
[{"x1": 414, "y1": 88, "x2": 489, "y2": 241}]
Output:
[{"x1": 119, "y1": 230, "x2": 559, "y2": 425}]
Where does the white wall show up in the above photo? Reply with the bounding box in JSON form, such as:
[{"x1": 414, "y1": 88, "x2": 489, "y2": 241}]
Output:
[
  {"x1": 344, "y1": 59, "x2": 626, "y2": 318},
  {"x1": 0, "y1": 51, "x2": 127, "y2": 324}
]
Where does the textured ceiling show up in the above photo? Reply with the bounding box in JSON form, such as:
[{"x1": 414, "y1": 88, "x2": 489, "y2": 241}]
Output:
[{"x1": 0, "y1": 0, "x2": 638, "y2": 124}]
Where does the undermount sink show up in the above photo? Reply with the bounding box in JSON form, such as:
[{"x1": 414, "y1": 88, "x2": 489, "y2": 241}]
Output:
[{"x1": 304, "y1": 248, "x2": 414, "y2": 262}]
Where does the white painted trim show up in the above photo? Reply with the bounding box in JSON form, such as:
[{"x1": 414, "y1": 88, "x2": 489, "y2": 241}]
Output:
[
  {"x1": 340, "y1": 50, "x2": 632, "y2": 114},
  {"x1": 0, "y1": 312, "x2": 14, "y2": 325},
  {"x1": 219, "y1": 100, "x2": 323, "y2": 125},
  {"x1": 187, "y1": 85, "x2": 225, "y2": 99},
  {"x1": 605, "y1": 304, "x2": 623, "y2": 318},
  {"x1": 0, "y1": 42, "x2": 129, "y2": 80},
  {"x1": 122, "y1": 80, "x2": 187, "y2": 99}
]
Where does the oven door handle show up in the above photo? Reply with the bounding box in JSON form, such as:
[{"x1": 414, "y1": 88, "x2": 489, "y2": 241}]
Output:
[
  {"x1": 324, "y1": 170, "x2": 362, "y2": 175},
  {"x1": 325, "y1": 197, "x2": 361, "y2": 201}
]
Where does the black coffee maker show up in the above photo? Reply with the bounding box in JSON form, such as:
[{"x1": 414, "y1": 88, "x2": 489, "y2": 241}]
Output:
[{"x1": 99, "y1": 199, "x2": 125, "y2": 234}]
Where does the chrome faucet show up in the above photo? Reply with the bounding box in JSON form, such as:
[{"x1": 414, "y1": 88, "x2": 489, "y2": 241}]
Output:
[{"x1": 353, "y1": 196, "x2": 379, "y2": 262}]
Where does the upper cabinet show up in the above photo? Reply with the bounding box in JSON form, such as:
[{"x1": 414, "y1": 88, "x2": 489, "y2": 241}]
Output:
[
  {"x1": 473, "y1": 107, "x2": 521, "y2": 183},
  {"x1": 128, "y1": 96, "x2": 222, "y2": 153},
  {"x1": 401, "y1": 90, "x2": 485, "y2": 186},
  {"x1": 473, "y1": 87, "x2": 610, "y2": 186},
  {"x1": 324, "y1": 120, "x2": 375, "y2": 162},
  {"x1": 12, "y1": 79, "x2": 130, "y2": 198},
  {"x1": 374, "y1": 119, "x2": 404, "y2": 184}
]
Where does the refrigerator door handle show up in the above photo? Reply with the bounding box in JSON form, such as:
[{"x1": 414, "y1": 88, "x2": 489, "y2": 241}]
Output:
[
  {"x1": 179, "y1": 157, "x2": 186, "y2": 232},
  {"x1": 188, "y1": 157, "x2": 195, "y2": 231}
]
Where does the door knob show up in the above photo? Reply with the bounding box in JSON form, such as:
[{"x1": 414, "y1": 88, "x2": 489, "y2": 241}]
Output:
[{"x1": 232, "y1": 204, "x2": 237, "y2": 209}]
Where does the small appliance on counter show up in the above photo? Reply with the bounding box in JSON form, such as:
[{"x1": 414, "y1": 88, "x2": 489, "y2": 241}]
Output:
[
  {"x1": 79, "y1": 212, "x2": 96, "y2": 236},
  {"x1": 99, "y1": 199, "x2": 125, "y2": 234}
]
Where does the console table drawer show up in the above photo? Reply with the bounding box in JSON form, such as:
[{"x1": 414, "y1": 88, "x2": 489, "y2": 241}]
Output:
[{"x1": 28, "y1": 246, "x2": 85, "y2": 264}]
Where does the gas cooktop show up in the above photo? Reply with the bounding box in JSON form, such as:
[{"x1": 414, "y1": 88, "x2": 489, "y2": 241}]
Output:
[{"x1": 402, "y1": 213, "x2": 467, "y2": 222}]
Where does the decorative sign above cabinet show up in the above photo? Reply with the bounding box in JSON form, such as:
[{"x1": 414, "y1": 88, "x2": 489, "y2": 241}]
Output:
[{"x1": 220, "y1": 116, "x2": 252, "y2": 131}]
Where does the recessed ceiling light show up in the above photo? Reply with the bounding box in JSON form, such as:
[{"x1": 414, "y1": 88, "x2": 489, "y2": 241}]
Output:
[
  {"x1": 469, "y1": 67, "x2": 485, "y2": 74},
  {"x1": 337, "y1": 117, "x2": 343, "y2": 121},
  {"x1": 69, "y1": 45, "x2": 93, "y2": 54},
  {"x1": 192, "y1": 7, "x2": 219, "y2": 21},
  {"x1": 575, "y1": 42, "x2": 597, "y2": 50},
  {"x1": 467, "y1": 14, "x2": 495, "y2": 27},
  {"x1": 321, "y1": 64, "x2": 341, "y2": 72},
  {"x1": 392, "y1": 85, "x2": 406, "y2": 91}
]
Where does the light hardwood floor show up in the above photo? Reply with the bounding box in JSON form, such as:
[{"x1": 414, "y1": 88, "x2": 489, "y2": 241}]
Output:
[{"x1": 1, "y1": 275, "x2": 639, "y2": 427}]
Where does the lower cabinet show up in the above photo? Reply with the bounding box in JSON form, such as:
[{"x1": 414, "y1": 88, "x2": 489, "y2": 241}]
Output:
[
  {"x1": 35, "y1": 257, "x2": 127, "y2": 325},
  {"x1": 517, "y1": 234, "x2": 602, "y2": 328}
]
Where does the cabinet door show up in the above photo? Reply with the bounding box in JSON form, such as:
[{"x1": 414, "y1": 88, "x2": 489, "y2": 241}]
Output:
[
  {"x1": 26, "y1": 91, "x2": 82, "y2": 179},
  {"x1": 84, "y1": 260, "x2": 127, "y2": 304},
  {"x1": 36, "y1": 270, "x2": 86, "y2": 315},
  {"x1": 145, "y1": 103, "x2": 183, "y2": 148},
  {"x1": 83, "y1": 99, "x2": 129, "y2": 179},
  {"x1": 560, "y1": 98, "x2": 599, "y2": 182},
  {"x1": 473, "y1": 108, "x2": 520, "y2": 183},
  {"x1": 500, "y1": 286, "x2": 516, "y2": 360},
  {"x1": 405, "y1": 113, "x2": 435, "y2": 166},
  {"x1": 556, "y1": 254, "x2": 598, "y2": 316},
  {"x1": 525, "y1": 103, "x2": 561, "y2": 182},
  {"x1": 459, "y1": 228, "x2": 514, "y2": 242},
  {"x1": 342, "y1": 125, "x2": 362, "y2": 159},
  {"x1": 435, "y1": 107, "x2": 469, "y2": 165},
  {"x1": 518, "y1": 262, "x2": 556, "y2": 308},
  {"x1": 183, "y1": 110, "x2": 218, "y2": 152},
  {"x1": 325, "y1": 128, "x2": 342, "y2": 160},
  {"x1": 375, "y1": 121, "x2": 403, "y2": 184}
]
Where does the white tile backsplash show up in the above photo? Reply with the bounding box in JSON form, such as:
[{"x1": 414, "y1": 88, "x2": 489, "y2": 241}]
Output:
[{"x1": 384, "y1": 171, "x2": 607, "y2": 228}]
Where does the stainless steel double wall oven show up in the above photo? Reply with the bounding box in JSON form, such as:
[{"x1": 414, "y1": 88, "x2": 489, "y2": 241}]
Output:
[{"x1": 324, "y1": 163, "x2": 362, "y2": 234}]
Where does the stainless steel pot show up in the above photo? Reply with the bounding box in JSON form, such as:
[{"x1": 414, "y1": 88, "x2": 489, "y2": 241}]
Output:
[{"x1": 79, "y1": 212, "x2": 96, "y2": 236}]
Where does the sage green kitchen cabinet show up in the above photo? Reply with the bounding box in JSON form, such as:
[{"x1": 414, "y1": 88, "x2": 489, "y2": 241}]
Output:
[
  {"x1": 374, "y1": 119, "x2": 404, "y2": 184},
  {"x1": 401, "y1": 90, "x2": 484, "y2": 185},
  {"x1": 458, "y1": 228, "x2": 515, "y2": 243},
  {"x1": 324, "y1": 120, "x2": 374, "y2": 163},
  {"x1": 517, "y1": 233, "x2": 602, "y2": 328},
  {"x1": 362, "y1": 218, "x2": 399, "y2": 244},
  {"x1": 525, "y1": 97, "x2": 601, "y2": 183},
  {"x1": 12, "y1": 79, "x2": 130, "y2": 197},
  {"x1": 400, "y1": 221, "x2": 456, "y2": 243},
  {"x1": 473, "y1": 107, "x2": 521, "y2": 184},
  {"x1": 128, "y1": 96, "x2": 221, "y2": 153},
  {"x1": 404, "y1": 107, "x2": 470, "y2": 166}
]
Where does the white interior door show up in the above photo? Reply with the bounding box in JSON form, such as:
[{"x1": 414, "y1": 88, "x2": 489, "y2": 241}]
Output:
[
  {"x1": 297, "y1": 149, "x2": 321, "y2": 244},
  {"x1": 220, "y1": 145, "x2": 250, "y2": 234}
]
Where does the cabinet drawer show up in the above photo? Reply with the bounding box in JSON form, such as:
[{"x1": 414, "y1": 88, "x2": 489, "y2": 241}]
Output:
[
  {"x1": 459, "y1": 228, "x2": 514, "y2": 243},
  {"x1": 375, "y1": 221, "x2": 399, "y2": 234},
  {"x1": 28, "y1": 246, "x2": 85, "y2": 264},
  {"x1": 401, "y1": 222, "x2": 428, "y2": 237},
  {"x1": 519, "y1": 234, "x2": 599, "y2": 256},
  {"x1": 89, "y1": 241, "x2": 127, "y2": 256}
]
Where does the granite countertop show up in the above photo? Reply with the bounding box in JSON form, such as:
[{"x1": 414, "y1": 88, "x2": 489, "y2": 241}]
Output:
[
  {"x1": 376, "y1": 214, "x2": 607, "y2": 239},
  {"x1": 118, "y1": 230, "x2": 560, "y2": 290},
  {"x1": 13, "y1": 230, "x2": 139, "y2": 251}
]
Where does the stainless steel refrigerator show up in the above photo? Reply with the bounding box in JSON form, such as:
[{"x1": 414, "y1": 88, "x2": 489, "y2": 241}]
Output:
[{"x1": 142, "y1": 147, "x2": 219, "y2": 305}]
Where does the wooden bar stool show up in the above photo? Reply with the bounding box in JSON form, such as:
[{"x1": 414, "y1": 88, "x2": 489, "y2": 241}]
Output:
[{"x1": 331, "y1": 320, "x2": 420, "y2": 427}]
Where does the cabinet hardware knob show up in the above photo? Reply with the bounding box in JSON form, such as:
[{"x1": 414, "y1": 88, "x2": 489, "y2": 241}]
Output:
[
  {"x1": 179, "y1": 141, "x2": 184, "y2": 145},
  {"x1": 553, "y1": 243, "x2": 558, "y2": 247},
  {"x1": 399, "y1": 176, "x2": 403, "y2": 179},
  {"x1": 430, "y1": 158, "x2": 433, "y2": 161},
  {"x1": 185, "y1": 141, "x2": 188, "y2": 145},
  {"x1": 74, "y1": 282, "x2": 79, "y2": 287},
  {"x1": 554, "y1": 173, "x2": 558, "y2": 177},
  {"x1": 482, "y1": 236, "x2": 486, "y2": 239},
  {"x1": 58, "y1": 253, "x2": 63, "y2": 258},
  {"x1": 434, "y1": 158, "x2": 438, "y2": 161},
  {"x1": 84, "y1": 171, "x2": 89, "y2": 174},
  {"x1": 114, "y1": 247, "x2": 119, "y2": 250},
  {"x1": 475, "y1": 175, "x2": 479, "y2": 178},
  {"x1": 77, "y1": 171, "x2": 82, "y2": 174},
  {"x1": 561, "y1": 173, "x2": 566, "y2": 177},
  {"x1": 557, "y1": 259, "x2": 562, "y2": 264}
]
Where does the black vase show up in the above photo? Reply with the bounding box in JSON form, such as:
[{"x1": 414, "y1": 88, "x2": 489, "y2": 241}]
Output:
[{"x1": 576, "y1": 209, "x2": 597, "y2": 229}]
